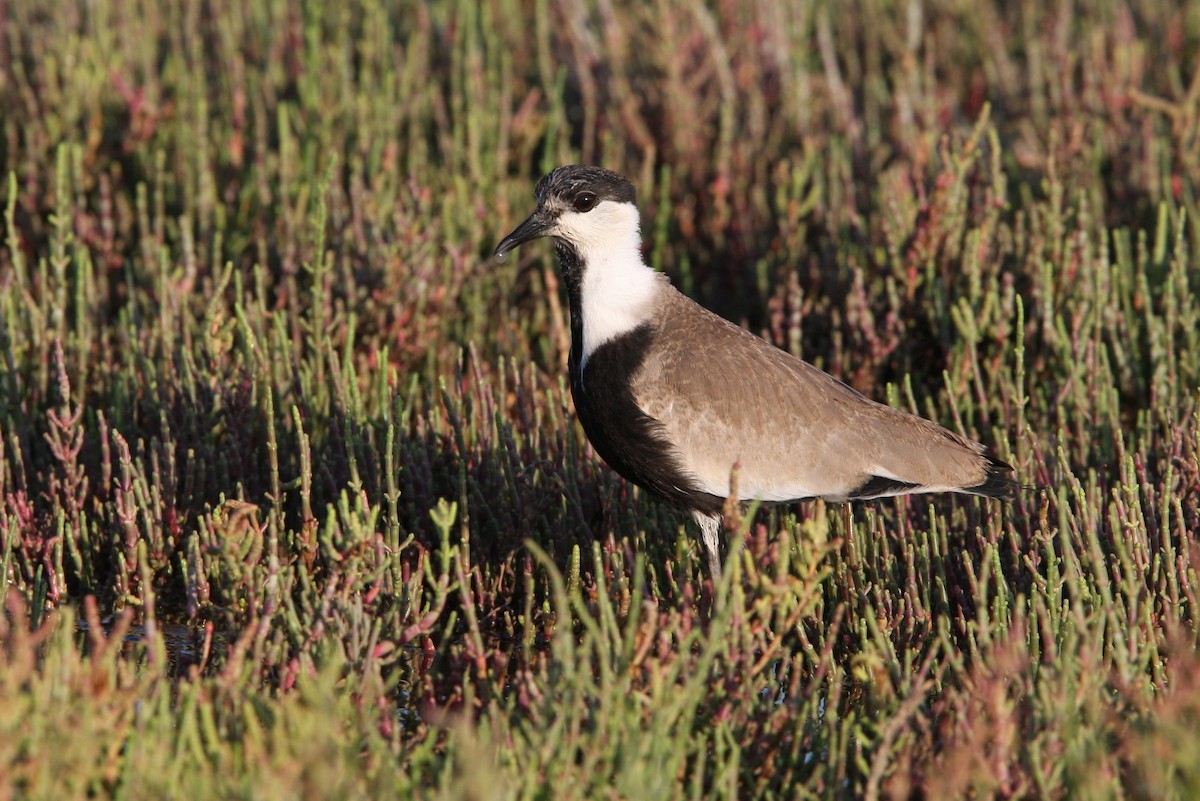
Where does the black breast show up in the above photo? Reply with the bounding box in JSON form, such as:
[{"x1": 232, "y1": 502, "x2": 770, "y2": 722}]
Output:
[
  {"x1": 552, "y1": 238, "x2": 722, "y2": 514},
  {"x1": 568, "y1": 325, "x2": 724, "y2": 516}
]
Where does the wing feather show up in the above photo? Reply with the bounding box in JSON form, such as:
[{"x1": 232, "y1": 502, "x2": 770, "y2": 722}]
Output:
[{"x1": 632, "y1": 287, "x2": 1004, "y2": 502}]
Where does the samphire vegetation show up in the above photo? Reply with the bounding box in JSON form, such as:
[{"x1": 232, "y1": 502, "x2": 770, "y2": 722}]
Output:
[{"x1": 3, "y1": 0, "x2": 1200, "y2": 797}]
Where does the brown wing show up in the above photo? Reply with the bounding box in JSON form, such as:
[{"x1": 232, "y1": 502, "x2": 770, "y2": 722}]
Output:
[{"x1": 632, "y1": 287, "x2": 1005, "y2": 502}]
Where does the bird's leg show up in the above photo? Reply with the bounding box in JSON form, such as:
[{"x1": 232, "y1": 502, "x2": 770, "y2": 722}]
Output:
[{"x1": 692, "y1": 510, "x2": 723, "y2": 584}]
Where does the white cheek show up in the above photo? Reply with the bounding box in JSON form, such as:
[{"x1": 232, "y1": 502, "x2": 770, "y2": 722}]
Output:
[
  {"x1": 557, "y1": 203, "x2": 639, "y2": 254},
  {"x1": 556, "y1": 202, "x2": 660, "y2": 367}
]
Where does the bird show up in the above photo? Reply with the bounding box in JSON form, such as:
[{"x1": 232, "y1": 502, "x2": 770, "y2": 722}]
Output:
[{"x1": 494, "y1": 165, "x2": 1018, "y2": 582}]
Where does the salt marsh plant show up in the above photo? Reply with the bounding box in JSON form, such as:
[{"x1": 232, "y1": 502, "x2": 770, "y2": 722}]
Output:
[{"x1": 2, "y1": 0, "x2": 1200, "y2": 797}]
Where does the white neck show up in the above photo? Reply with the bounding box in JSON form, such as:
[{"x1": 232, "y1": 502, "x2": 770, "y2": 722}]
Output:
[{"x1": 556, "y1": 201, "x2": 661, "y2": 369}]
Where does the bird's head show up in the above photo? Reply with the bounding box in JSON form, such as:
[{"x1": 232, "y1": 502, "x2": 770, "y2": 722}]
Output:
[{"x1": 493, "y1": 165, "x2": 639, "y2": 261}]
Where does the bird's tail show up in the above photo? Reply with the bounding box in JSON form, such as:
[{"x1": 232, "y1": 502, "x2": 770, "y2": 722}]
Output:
[
  {"x1": 961, "y1": 449, "x2": 1021, "y2": 500},
  {"x1": 845, "y1": 447, "x2": 1023, "y2": 502}
]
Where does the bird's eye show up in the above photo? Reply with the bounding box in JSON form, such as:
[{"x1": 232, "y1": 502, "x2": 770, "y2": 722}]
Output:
[{"x1": 573, "y1": 193, "x2": 597, "y2": 213}]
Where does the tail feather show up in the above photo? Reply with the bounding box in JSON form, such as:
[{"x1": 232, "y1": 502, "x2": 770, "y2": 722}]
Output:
[
  {"x1": 846, "y1": 449, "x2": 1021, "y2": 502},
  {"x1": 961, "y1": 449, "x2": 1020, "y2": 500},
  {"x1": 846, "y1": 474, "x2": 921, "y2": 500}
]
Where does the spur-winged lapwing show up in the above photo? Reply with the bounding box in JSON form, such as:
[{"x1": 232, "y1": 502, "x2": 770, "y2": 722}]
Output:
[{"x1": 494, "y1": 165, "x2": 1017, "y2": 581}]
